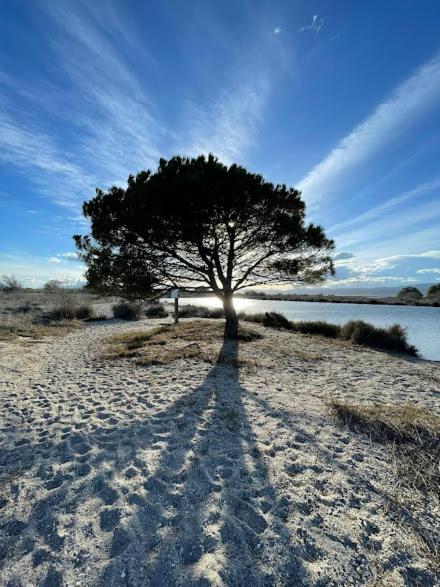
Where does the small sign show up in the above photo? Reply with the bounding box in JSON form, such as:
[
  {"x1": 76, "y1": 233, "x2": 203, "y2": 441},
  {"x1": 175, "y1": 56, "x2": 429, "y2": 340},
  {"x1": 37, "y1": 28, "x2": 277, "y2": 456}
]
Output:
[{"x1": 170, "y1": 288, "x2": 179, "y2": 299}]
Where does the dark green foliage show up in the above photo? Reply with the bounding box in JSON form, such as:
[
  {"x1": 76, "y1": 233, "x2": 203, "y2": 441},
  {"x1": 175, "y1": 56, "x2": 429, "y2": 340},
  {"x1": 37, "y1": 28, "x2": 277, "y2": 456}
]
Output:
[
  {"x1": 240, "y1": 311, "x2": 418, "y2": 355},
  {"x1": 0, "y1": 275, "x2": 23, "y2": 292},
  {"x1": 145, "y1": 303, "x2": 168, "y2": 318},
  {"x1": 262, "y1": 312, "x2": 293, "y2": 329},
  {"x1": 74, "y1": 155, "x2": 334, "y2": 337},
  {"x1": 426, "y1": 283, "x2": 440, "y2": 300},
  {"x1": 43, "y1": 279, "x2": 64, "y2": 291},
  {"x1": 112, "y1": 302, "x2": 143, "y2": 321},
  {"x1": 238, "y1": 312, "x2": 265, "y2": 324},
  {"x1": 397, "y1": 286, "x2": 423, "y2": 301},
  {"x1": 177, "y1": 304, "x2": 224, "y2": 319},
  {"x1": 48, "y1": 303, "x2": 95, "y2": 321},
  {"x1": 84, "y1": 314, "x2": 108, "y2": 322},
  {"x1": 291, "y1": 321, "x2": 341, "y2": 338},
  {"x1": 340, "y1": 320, "x2": 418, "y2": 355}
]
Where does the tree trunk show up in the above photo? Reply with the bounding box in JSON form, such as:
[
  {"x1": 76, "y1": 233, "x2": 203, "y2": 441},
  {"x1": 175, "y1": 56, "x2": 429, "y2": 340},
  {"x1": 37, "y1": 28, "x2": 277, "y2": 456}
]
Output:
[{"x1": 222, "y1": 294, "x2": 239, "y2": 339}]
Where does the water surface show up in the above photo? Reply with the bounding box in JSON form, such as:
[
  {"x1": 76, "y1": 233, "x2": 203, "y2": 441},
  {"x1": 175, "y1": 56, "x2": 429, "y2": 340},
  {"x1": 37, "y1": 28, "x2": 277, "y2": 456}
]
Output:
[{"x1": 179, "y1": 297, "x2": 440, "y2": 361}]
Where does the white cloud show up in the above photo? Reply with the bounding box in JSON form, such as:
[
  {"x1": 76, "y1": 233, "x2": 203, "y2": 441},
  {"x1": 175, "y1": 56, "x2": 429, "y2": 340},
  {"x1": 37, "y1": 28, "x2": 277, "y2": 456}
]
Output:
[
  {"x1": 273, "y1": 27, "x2": 282, "y2": 35},
  {"x1": 57, "y1": 252, "x2": 79, "y2": 260},
  {"x1": 178, "y1": 69, "x2": 271, "y2": 165},
  {"x1": 300, "y1": 15, "x2": 324, "y2": 35},
  {"x1": 333, "y1": 251, "x2": 354, "y2": 261},
  {"x1": 417, "y1": 268, "x2": 440, "y2": 275},
  {"x1": 0, "y1": 110, "x2": 95, "y2": 214},
  {"x1": 329, "y1": 178, "x2": 440, "y2": 235},
  {"x1": 334, "y1": 200, "x2": 440, "y2": 250},
  {"x1": 0, "y1": 253, "x2": 85, "y2": 287},
  {"x1": 48, "y1": 257, "x2": 63, "y2": 264},
  {"x1": 298, "y1": 54, "x2": 440, "y2": 203}
]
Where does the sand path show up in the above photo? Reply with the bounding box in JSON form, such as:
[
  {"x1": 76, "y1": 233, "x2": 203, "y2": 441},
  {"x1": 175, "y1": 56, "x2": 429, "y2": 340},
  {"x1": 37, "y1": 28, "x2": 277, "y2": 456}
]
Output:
[{"x1": 0, "y1": 319, "x2": 439, "y2": 586}]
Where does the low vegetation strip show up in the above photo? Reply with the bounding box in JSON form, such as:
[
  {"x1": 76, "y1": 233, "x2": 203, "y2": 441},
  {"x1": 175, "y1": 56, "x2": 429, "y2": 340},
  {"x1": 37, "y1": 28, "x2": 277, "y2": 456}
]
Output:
[
  {"x1": 0, "y1": 290, "x2": 102, "y2": 340},
  {"x1": 240, "y1": 311, "x2": 418, "y2": 356},
  {"x1": 103, "y1": 321, "x2": 262, "y2": 366}
]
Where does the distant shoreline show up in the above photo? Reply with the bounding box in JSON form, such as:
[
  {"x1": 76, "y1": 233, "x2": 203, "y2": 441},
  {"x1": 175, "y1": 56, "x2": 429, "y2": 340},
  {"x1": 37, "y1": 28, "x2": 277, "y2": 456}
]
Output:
[{"x1": 179, "y1": 292, "x2": 440, "y2": 308}]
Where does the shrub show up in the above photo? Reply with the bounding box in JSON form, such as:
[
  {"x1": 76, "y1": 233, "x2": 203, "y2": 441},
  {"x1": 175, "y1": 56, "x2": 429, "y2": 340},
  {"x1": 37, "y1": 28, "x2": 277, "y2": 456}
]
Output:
[
  {"x1": 262, "y1": 312, "x2": 293, "y2": 329},
  {"x1": 238, "y1": 312, "x2": 265, "y2": 324},
  {"x1": 397, "y1": 286, "x2": 423, "y2": 302},
  {"x1": 340, "y1": 320, "x2": 418, "y2": 356},
  {"x1": 145, "y1": 302, "x2": 168, "y2": 318},
  {"x1": 0, "y1": 274, "x2": 23, "y2": 292},
  {"x1": 178, "y1": 304, "x2": 224, "y2": 319},
  {"x1": 241, "y1": 311, "x2": 418, "y2": 356},
  {"x1": 239, "y1": 311, "x2": 292, "y2": 329},
  {"x1": 426, "y1": 283, "x2": 440, "y2": 301},
  {"x1": 49, "y1": 303, "x2": 95, "y2": 321},
  {"x1": 44, "y1": 279, "x2": 64, "y2": 291},
  {"x1": 85, "y1": 313, "x2": 107, "y2": 322},
  {"x1": 291, "y1": 321, "x2": 341, "y2": 338},
  {"x1": 112, "y1": 302, "x2": 143, "y2": 321}
]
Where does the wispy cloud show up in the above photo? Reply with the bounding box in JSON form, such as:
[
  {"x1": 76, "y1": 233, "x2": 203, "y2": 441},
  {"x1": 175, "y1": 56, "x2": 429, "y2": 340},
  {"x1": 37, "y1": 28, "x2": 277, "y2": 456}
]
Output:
[
  {"x1": 329, "y1": 178, "x2": 440, "y2": 235},
  {"x1": 179, "y1": 74, "x2": 271, "y2": 164},
  {"x1": 298, "y1": 54, "x2": 440, "y2": 203},
  {"x1": 300, "y1": 15, "x2": 324, "y2": 35},
  {"x1": 334, "y1": 200, "x2": 440, "y2": 249},
  {"x1": 334, "y1": 250, "x2": 440, "y2": 283},
  {"x1": 57, "y1": 252, "x2": 79, "y2": 260},
  {"x1": 0, "y1": 0, "x2": 166, "y2": 219},
  {"x1": 45, "y1": 0, "x2": 165, "y2": 183},
  {"x1": 0, "y1": 109, "x2": 95, "y2": 214},
  {"x1": 417, "y1": 268, "x2": 440, "y2": 274},
  {"x1": 0, "y1": 252, "x2": 85, "y2": 287},
  {"x1": 333, "y1": 251, "x2": 354, "y2": 261}
]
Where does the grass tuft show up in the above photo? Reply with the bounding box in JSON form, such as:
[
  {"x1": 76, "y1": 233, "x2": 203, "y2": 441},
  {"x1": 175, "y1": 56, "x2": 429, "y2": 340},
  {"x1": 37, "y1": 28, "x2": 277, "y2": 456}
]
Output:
[
  {"x1": 145, "y1": 302, "x2": 168, "y2": 318},
  {"x1": 340, "y1": 321, "x2": 418, "y2": 356},
  {"x1": 330, "y1": 400, "x2": 440, "y2": 495},
  {"x1": 46, "y1": 303, "x2": 95, "y2": 321},
  {"x1": 178, "y1": 304, "x2": 224, "y2": 319},
  {"x1": 112, "y1": 302, "x2": 143, "y2": 321},
  {"x1": 292, "y1": 320, "x2": 341, "y2": 338}
]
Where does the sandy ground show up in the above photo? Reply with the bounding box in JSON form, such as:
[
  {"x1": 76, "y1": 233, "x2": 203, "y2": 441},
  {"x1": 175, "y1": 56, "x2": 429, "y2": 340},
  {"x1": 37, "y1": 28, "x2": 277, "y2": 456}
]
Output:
[{"x1": 0, "y1": 317, "x2": 439, "y2": 587}]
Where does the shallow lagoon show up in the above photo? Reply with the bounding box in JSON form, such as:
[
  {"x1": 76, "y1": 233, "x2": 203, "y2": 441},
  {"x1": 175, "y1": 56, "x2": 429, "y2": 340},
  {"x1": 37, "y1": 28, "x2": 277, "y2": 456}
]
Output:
[{"x1": 179, "y1": 297, "x2": 440, "y2": 361}]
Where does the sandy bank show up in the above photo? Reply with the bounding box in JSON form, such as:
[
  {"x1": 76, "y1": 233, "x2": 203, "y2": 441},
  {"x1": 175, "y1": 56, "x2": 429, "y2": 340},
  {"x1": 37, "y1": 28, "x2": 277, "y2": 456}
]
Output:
[{"x1": 0, "y1": 318, "x2": 439, "y2": 586}]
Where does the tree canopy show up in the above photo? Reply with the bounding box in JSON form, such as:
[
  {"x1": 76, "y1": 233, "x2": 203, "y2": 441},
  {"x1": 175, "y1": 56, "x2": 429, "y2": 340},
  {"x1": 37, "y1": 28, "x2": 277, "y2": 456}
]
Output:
[
  {"x1": 426, "y1": 283, "x2": 440, "y2": 300},
  {"x1": 397, "y1": 286, "x2": 423, "y2": 301},
  {"x1": 74, "y1": 155, "x2": 335, "y2": 336}
]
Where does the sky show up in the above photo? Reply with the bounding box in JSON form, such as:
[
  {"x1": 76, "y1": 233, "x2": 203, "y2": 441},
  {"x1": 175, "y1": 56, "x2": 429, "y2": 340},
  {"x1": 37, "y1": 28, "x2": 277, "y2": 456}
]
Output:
[{"x1": 0, "y1": 0, "x2": 440, "y2": 290}]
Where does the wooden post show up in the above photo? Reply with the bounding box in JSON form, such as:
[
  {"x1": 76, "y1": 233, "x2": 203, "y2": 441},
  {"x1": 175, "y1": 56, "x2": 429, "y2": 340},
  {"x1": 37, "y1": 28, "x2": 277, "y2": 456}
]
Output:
[
  {"x1": 174, "y1": 297, "x2": 178, "y2": 324},
  {"x1": 170, "y1": 288, "x2": 179, "y2": 324}
]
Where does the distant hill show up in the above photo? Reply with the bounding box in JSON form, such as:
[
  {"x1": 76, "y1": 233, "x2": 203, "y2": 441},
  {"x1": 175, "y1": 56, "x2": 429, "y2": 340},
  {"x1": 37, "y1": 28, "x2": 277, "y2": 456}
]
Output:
[{"x1": 261, "y1": 283, "x2": 437, "y2": 298}]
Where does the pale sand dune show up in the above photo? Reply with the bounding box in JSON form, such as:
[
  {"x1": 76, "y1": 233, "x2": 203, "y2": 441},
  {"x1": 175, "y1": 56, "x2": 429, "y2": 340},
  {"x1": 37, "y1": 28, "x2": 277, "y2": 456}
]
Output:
[{"x1": 0, "y1": 318, "x2": 439, "y2": 586}]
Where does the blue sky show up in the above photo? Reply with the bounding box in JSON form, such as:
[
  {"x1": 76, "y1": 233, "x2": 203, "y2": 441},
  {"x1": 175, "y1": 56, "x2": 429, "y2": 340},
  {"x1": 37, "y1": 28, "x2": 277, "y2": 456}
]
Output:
[{"x1": 1, "y1": 0, "x2": 440, "y2": 289}]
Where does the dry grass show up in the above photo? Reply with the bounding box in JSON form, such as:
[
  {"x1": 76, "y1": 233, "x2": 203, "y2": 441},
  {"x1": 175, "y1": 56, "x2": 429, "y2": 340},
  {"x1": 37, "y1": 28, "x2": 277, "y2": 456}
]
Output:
[
  {"x1": 0, "y1": 314, "x2": 82, "y2": 341},
  {"x1": 0, "y1": 290, "x2": 103, "y2": 340},
  {"x1": 103, "y1": 320, "x2": 262, "y2": 366},
  {"x1": 330, "y1": 401, "x2": 440, "y2": 447},
  {"x1": 331, "y1": 400, "x2": 440, "y2": 573}
]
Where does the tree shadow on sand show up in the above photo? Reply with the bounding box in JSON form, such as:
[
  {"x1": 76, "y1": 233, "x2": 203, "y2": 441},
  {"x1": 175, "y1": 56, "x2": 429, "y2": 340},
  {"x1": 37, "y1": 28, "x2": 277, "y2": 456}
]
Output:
[
  {"x1": 0, "y1": 334, "x2": 309, "y2": 586},
  {"x1": 100, "y1": 335, "x2": 308, "y2": 586}
]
